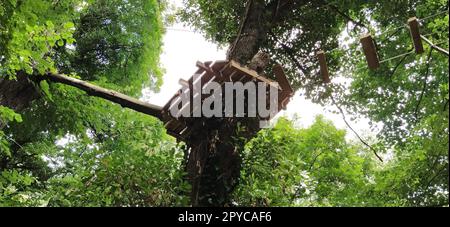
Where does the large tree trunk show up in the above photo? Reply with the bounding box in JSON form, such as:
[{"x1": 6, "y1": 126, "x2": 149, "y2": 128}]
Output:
[
  {"x1": 0, "y1": 72, "x2": 40, "y2": 112},
  {"x1": 186, "y1": 0, "x2": 271, "y2": 207},
  {"x1": 186, "y1": 117, "x2": 262, "y2": 206}
]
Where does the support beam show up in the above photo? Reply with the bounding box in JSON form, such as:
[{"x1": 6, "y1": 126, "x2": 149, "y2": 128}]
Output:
[
  {"x1": 42, "y1": 73, "x2": 164, "y2": 120},
  {"x1": 360, "y1": 34, "x2": 380, "y2": 70},
  {"x1": 408, "y1": 17, "x2": 425, "y2": 54},
  {"x1": 316, "y1": 51, "x2": 331, "y2": 83}
]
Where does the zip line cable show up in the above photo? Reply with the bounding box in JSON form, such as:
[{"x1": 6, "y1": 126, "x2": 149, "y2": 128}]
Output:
[{"x1": 418, "y1": 10, "x2": 449, "y2": 22}]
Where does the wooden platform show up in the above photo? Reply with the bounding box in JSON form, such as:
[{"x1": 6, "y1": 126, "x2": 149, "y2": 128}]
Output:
[{"x1": 160, "y1": 60, "x2": 294, "y2": 141}]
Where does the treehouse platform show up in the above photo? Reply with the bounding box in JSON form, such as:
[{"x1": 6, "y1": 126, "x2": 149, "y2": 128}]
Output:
[{"x1": 160, "y1": 60, "x2": 294, "y2": 141}]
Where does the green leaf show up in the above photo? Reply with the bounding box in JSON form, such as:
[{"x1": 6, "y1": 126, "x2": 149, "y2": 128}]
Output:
[{"x1": 39, "y1": 80, "x2": 53, "y2": 101}]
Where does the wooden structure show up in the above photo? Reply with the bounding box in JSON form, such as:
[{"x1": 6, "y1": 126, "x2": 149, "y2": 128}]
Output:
[
  {"x1": 408, "y1": 17, "x2": 425, "y2": 54},
  {"x1": 358, "y1": 17, "x2": 429, "y2": 71},
  {"x1": 360, "y1": 34, "x2": 381, "y2": 70},
  {"x1": 317, "y1": 50, "x2": 331, "y2": 83},
  {"x1": 159, "y1": 60, "x2": 294, "y2": 141}
]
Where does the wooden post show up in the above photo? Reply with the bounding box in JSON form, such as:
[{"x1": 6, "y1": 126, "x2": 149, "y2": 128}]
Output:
[
  {"x1": 273, "y1": 64, "x2": 294, "y2": 110},
  {"x1": 360, "y1": 34, "x2": 380, "y2": 70},
  {"x1": 408, "y1": 17, "x2": 424, "y2": 54},
  {"x1": 316, "y1": 51, "x2": 331, "y2": 83},
  {"x1": 273, "y1": 64, "x2": 294, "y2": 95}
]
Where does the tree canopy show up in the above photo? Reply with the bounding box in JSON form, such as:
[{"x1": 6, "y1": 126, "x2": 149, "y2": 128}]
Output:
[{"x1": 0, "y1": 0, "x2": 448, "y2": 207}]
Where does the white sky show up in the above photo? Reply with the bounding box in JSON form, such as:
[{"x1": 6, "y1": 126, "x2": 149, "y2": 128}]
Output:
[{"x1": 144, "y1": 0, "x2": 380, "y2": 140}]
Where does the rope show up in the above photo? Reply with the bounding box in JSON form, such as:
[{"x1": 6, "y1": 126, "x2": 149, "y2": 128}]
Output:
[
  {"x1": 418, "y1": 10, "x2": 449, "y2": 22},
  {"x1": 380, "y1": 50, "x2": 415, "y2": 64}
]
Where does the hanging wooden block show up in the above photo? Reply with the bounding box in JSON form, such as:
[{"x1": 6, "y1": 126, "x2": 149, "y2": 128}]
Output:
[
  {"x1": 408, "y1": 17, "x2": 424, "y2": 54},
  {"x1": 316, "y1": 51, "x2": 331, "y2": 83},
  {"x1": 360, "y1": 34, "x2": 380, "y2": 70}
]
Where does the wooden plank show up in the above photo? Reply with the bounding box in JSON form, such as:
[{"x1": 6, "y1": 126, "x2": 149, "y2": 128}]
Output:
[
  {"x1": 219, "y1": 63, "x2": 236, "y2": 80},
  {"x1": 360, "y1": 34, "x2": 380, "y2": 70},
  {"x1": 228, "y1": 61, "x2": 281, "y2": 89},
  {"x1": 196, "y1": 61, "x2": 215, "y2": 74},
  {"x1": 162, "y1": 62, "x2": 214, "y2": 118},
  {"x1": 179, "y1": 78, "x2": 189, "y2": 87},
  {"x1": 316, "y1": 51, "x2": 331, "y2": 84},
  {"x1": 408, "y1": 17, "x2": 424, "y2": 54},
  {"x1": 192, "y1": 61, "x2": 228, "y2": 117},
  {"x1": 273, "y1": 64, "x2": 294, "y2": 95}
]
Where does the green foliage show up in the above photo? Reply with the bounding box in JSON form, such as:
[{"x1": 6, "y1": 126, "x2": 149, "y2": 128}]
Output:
[
  {"x1": 0, "y1": 0, "x2": 79, "y2": 76},
  {"x1": 43, "y1": 111, "x2": 190, "y2": 207},
  {"x1": 69, "y1": 0, "x2": 165, "y2": 95},
  {"x1": 234, "y1": 116, "x2": 448, "y2": 207},
  {"x1": 181, "y1": 0, "x2": 449, "y2": 207},
  {"x1": 0, "y1": 0, "x2": 448, "y2": 207},
  {"x1": 234, "y1": 117, "x2": 370, "y2": 206},
  {"x1": 0, "y1": 0, "x2": 185, "y2": 207}
]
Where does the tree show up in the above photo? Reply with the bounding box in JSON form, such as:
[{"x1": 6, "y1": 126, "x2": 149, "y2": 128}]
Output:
[
  {"x1": 179, "y1": 0, "x2": 448, "y2": 206},
  {"x1": 1, "y1": 0, "x2": 190, "y2": 207},
  {"x1": 0, "y1": 0, "x2": 448, "y2": 207}
]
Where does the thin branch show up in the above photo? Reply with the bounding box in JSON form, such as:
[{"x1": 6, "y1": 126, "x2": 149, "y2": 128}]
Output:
[
  {"x1": 414, "y1": 49, "x2": 433, "y2": 121},
  {"x1": 308, "y1": 151, "x2": 324, "y2": 171},
  {"x1": 327, "y1": 4, "x2": 368, "y2": 30},
  {"x1": 268, "y1": 31, "x2": 308, "y2": 75},
  {"x1": 443, "y1": 99, "x2": 449, "y2": 111},
  {"x1": 330, "y1": 95, "x2": 384, "y2": 162},
  {"x1": 425, "y1": 164, "x2": 448, "y2": 190},
  {"x1": 388, "y1": 49, "x2": 412, "y2": 78}
]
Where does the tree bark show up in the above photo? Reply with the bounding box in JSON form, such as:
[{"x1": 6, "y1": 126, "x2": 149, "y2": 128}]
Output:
[
  {"x1": 0, "y1": 72, "x2": 40, "y2": 112},
  {"x1": 1, "y1": 72, "x2": 163, "y2": 119},
  {"x1": 186, "y1": 0, "x2": 279, "y2": 207},
  {"x1": 42, "y1": 73, "x2": 163, "y2": 119}
]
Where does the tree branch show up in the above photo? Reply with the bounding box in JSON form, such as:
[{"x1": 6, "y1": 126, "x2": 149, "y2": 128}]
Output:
[
  {"x1": 414, "y1": 49, "x2": 433, "y2": 121},
  {"x1": 443, "y1": 99, "x2": 449, "y2": 111},
  {"x1": 330, "y1": 95, "x2": 384, "y2": 162},
  {"x1": 268, "y1": 31, "x2": 308, "y2": 76},
  {"x1": 327, "y1": 4, "x2": 368, "y2": 30},
  {"x1": 40, "y1": 73, "x2": 163, "y2": 120},
  {"x1": 388, "y1": 48, "x2": 413, "y2": 79}
]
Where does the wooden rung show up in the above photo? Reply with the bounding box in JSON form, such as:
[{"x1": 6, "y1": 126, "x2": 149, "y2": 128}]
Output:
[
  {"x1": 179, "y1": 79, "x2": 189, "y2": 87},
  {"x1": 408, "y1": 17, "x2": 424, "y2": 54},
  {"x1": 360, "y1": 34, "x2": 380, "y2": 70},
  {"x1": 196, "y1": 61, "x2": 214, "y2": 74},
  {"x1": 316, "y1": 51, "x2": 331, "y2": 83}
]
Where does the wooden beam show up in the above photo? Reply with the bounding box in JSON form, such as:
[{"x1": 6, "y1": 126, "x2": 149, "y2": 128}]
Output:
[
  {"x1": 273, "y1": 64, "x2": 294, "y2": 95},
  {"x1": 316, "y1": 51, "x2": 331, "y2": 83},
  {"x1": 196, "y1": 61, "x2": 214, "y2": 74},
  {"x1": 43, "y1": 73, "x2": 164, "y2": 120},
  {"x1": 408, "y1": 17, "x2": 425, "y2": 54},
  {"x1": 179, "y1": 78, "x2": 189, "y2": 87},
  {"x1": 360, "y1": 34, "x2": 380, "y2": 70},
  {"x1": 228, "y1": 60, "x2": 281, "y2": 89}
]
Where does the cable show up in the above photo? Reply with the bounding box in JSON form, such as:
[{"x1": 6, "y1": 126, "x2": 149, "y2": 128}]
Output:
[
  {"x1": 165, "y1": 27, "x2": 196, "y2": 33},
  {"x1": 418, "y1": 10, "x2": 449, "y2": 22},
  {"x1": 379, "y1": 50, "x2": 415, "y2": 64},
  {"x1": 421, "y1": 35, "x2": 450, "y2": 56}
]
